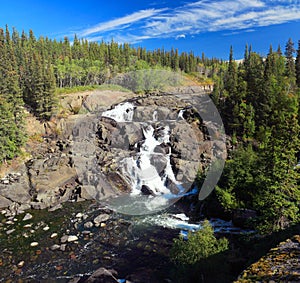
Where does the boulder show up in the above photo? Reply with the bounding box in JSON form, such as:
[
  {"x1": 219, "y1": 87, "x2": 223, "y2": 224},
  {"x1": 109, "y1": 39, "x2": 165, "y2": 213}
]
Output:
[
  {"x1": 141, "y1": 185, "x2": 155, "y2": 196},
  {"x1": 0, "y1": 195, "x2": 12, "y2": 208},
  {"x1": 94, "y1": 213, "x2": 110, "y2": 225},
  {"x1": 85, "y1": 267, "x2": 118, "y2": 283}
]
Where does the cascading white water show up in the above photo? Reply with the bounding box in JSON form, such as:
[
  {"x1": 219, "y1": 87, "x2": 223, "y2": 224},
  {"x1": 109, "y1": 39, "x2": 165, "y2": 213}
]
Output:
[
  {"x1": 121, "y1": 124, "x2": 178, "y2": 197},
  {"x1": 177, "y1": 109, "x2": 185, "y2": 120},
  {"x1": 102, "y1": 102, "x2": 135, "y2": 122},
  {"x1": 101, "y1": 102, "x2": 183, "y2": 207}
]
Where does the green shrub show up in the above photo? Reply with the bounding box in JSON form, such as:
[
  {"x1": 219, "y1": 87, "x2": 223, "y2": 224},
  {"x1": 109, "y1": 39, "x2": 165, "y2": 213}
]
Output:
[{"x1": 170, "y1": 220, "x2": 228, "y2": 265}]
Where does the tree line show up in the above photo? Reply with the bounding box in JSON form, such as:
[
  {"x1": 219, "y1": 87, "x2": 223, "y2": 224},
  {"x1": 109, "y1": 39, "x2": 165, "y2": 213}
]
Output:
[{"x1": 0, "y1": 26, "x2": 218, "y2": 164}]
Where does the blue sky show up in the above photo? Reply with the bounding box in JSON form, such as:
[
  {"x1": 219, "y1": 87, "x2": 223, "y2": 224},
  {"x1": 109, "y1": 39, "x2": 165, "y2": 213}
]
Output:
[{"x1": 1, "y1": 0, "x2": 300, "y2": 59}]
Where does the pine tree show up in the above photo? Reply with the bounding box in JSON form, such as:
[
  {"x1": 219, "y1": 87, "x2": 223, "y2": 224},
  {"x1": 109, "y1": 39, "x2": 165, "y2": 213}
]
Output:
[
  {"x1": 0, "y1": 27, "x2": 25, "y2": 162},
  {"x1": 296, "y1": 40, "x2": 300, "y2": 88},
  {"x1": 285, "y1": 38, "x2": 296, "y2": 86},
  {"x1": 222, "y1": 46, "x2": 239, "y2": 134},
  {"x1": 42, "y1": 62, "x2": 57, "y2": 120}
]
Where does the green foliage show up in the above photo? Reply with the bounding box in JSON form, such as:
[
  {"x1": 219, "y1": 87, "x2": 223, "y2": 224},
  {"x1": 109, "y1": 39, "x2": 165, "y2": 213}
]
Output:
[
  {"x1": 170, "y1": 220, "x2": 229, "y2": 265},
  {"x1": 214, "y1": 41, "x2": 300, "y2": 233},
  {"x1": 111, "y1": 69, "x2": 182, "y2": 93},
  {"x1": 0, "y1": 27, "x2": 26, "y2": 164},
  {"x1": 216, "y1": 145, "x2": 259, "y2": 210},
  {"x1": 296, "y1": 40, "x2": 300, "y2": 88}
]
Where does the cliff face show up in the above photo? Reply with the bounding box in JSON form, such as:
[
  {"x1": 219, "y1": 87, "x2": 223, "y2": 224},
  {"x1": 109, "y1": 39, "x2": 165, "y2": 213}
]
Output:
[
  {"x1": 235, "y1": 235, "x2": 300, "y2": 282},
  {"x1": 0, "y1": 87, "x2": 220, "y2": 216},
  {"x1": 0, "y1": 89, "x2": 136, "y2": 215}
]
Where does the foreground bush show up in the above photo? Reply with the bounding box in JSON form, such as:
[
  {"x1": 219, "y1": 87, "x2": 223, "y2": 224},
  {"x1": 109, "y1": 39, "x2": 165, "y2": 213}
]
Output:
[{"x1": 170, "y1": 220, "x2": 229, "y2": 265}]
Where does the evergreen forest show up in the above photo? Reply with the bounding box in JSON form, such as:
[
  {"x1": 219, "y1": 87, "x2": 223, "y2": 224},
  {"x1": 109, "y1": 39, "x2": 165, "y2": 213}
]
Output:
[{"x1": 0, "y1": 26, "x2": 299, "y2": 233}]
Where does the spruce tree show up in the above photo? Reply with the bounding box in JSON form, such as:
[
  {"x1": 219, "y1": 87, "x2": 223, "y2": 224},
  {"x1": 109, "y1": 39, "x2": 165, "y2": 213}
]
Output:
[
  {"x1": 296, "y1": 40, "x2": 300, "y2": 88},
  {"x1": 285, "y1": 38, "x2": 296, "y2": 86}
]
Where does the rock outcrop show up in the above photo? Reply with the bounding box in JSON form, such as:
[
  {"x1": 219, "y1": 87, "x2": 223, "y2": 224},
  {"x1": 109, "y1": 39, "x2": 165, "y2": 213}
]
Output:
[
  {"x1": 0, "y1": 88, "x2": 224, "y2": 214},
  {"x1": 235, "y1": 235, "x2": 300, "y2": 282}
]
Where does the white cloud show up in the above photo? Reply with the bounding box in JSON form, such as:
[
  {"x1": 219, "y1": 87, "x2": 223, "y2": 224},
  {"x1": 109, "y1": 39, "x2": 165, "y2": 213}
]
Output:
[
  {"x1": 176, "y1": 34, "x2": 186, "y2": 39},
  {"x1": 75, "y1": 0, "x2": 300, "y2": 44},
  {"x1": 80, "y1": 8, "x2": 165, "y2": 36}
]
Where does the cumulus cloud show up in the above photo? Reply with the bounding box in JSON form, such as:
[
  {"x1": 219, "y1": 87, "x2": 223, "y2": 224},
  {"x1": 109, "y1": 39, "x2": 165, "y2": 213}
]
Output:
[
  {"x1": 176, "y1": 34, "x2": 186, "y2": 39},
  {"x1": 76, "y1": 0, "x2": 300, "y2": 43}
]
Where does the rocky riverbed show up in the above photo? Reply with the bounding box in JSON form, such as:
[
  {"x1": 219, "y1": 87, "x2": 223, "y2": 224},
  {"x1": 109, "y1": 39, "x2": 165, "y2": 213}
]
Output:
[{"x1": 0, "y1": 201, "x2": 180, "y2": 282}]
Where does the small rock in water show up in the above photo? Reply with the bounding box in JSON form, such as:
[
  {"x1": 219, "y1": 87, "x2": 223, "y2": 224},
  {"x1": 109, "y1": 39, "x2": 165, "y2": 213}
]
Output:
[
  {"x1": 50, "y1": 233, "x2": 58, "y2": 238},
  {"x1": 23, "y1": 223, "x2": 32, "y2": 228},
  {"x1": 50, "y1": 244, "x2": 60, "y2": 251},
  {"x1": 43, "y1": 226, "x2": 50, "y2": 231},
  {"x1": 5, "y1": 220, "x2": 14, "y2": 225},
  {"x1": 75, "y1": 212, "x2": 83, "y2": 218},
  {"x1": 17, "y1": 261, "x2": 25, "y2": 268},
  {"x1": 94, "y1": 214, "x2": 110, "y2": 225},
  {"x1": 30, "y1": 242, "x2": 38, "y2": 247},
  {"x1": 60, "y1": 235, "x2": 69, "y2": 243},
  {"x1": 67, "y1": 235, "x2": 78, "y2": 242},
  {"x1": 60, "y1": 244, "x2": 67, "y2": 251},
  {"x1": 84, "y1": 221, "x2": 94, "y2": 229},
  {"x1": 6, "y1": 229, "x2": 15, "y2": 235},
  {"x1": 22, "y1": 213, "x2": 33, "y2": 221}
]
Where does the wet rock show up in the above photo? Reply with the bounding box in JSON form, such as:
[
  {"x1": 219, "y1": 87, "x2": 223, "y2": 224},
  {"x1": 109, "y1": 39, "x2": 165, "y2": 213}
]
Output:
[
  {"x1": 75, "y1": 212, "x2": 83, "y2": 218},
  {"x1": 85, "y1": 267, "x2": 118, "y2": 283},
  {"x1": 22, "y1": 213, "x2": 33, "y2": 221},
  {"x1": 93, "y1": 214, "x2": 110, "y2": 225},
  {"x1": 141, "y1": 185, "x2": 155, "y2": 196},
  {"x1": 67, "y1": 235, "x2": 78, "y2": 242},
  {"x1": 6, "y1": 229, "x2": 15, "y2": 235},
  {"x1": 60, "y1": 244, "x2": 67, "y2": 251},
  {"x1": 50, "y1": 233, "x2": 58, "y2": 238},
  {"x1": 60, "y1": 235, "x2": 69, "y2": 243},
  {"x1": 24, "y1": 223, "x2": 32, "y2": 228},
  {"x1": 84, "y1": 221, "x2": 94, "y2": 229},
  {"x1": 17, "y1": 261, "x2": 25, "y2": 268},
  {"x1": 50, "y1": 244, "x2": 61, "y2": 251}
]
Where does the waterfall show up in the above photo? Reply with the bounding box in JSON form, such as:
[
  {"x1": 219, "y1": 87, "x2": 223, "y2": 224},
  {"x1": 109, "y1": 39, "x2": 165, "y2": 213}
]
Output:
[
  {"x1": 101, "y1": 102, "x2": 189, "y2": 213},
  {"x1": 102, "y1": 102, "x2": 135, "y2": 122},
  {"x1": 121, "y1": 124, "x2": 180, "y2": 197}
]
